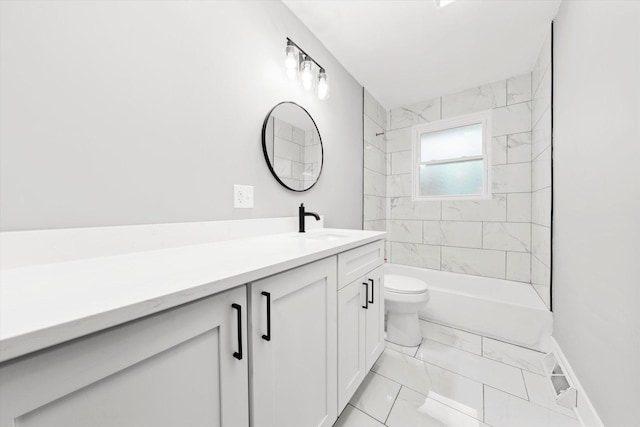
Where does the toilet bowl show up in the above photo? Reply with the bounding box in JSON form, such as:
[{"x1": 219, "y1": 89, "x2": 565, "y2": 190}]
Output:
[{"x1": 384, "y1": 274, "x2": 430, "y2": 347}]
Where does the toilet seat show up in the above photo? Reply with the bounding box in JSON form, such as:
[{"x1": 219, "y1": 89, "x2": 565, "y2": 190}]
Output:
[{"x1": 385, "y1": 274, "x2": 428, "y2": 294}]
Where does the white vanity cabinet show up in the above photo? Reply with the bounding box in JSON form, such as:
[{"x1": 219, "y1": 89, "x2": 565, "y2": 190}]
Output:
[
  {"x1": 250, "y1": 256, "x2": 338, "y2": 427},
  {"x1": 0, "y1": 285, "x2": 249, "y2": 427},
  {"x1": 336, "y1": 242, "x2": 385, "y2": 411}
]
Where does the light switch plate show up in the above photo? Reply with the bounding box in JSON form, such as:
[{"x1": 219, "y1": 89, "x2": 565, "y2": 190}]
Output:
[{"x1": 234, "y1": 185, "x2": 254, "y2": 208}]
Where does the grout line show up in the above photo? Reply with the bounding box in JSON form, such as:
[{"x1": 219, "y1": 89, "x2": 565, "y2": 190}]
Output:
[
  {"x1": 383, "y1": 385, "x2": 402, "y2": 425},
  {"x1": 521, "y1": 368, "x2": 530, "y2": 401},
  {"x1": 347, "y1": 403, "x2": 386, "y2": 426},
  {"x1": 483, "y1": 384, "x2": 487, "y2": 423}
]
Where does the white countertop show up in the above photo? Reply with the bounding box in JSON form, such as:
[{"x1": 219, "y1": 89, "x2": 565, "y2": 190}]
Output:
[{"x1": 0, "y1": 228, "x2": 385, "y2": 363}]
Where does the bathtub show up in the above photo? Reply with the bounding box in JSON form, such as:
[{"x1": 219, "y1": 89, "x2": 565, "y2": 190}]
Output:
[{"x1": 384, "y1": 263, "x2": 553, "y2": 352}]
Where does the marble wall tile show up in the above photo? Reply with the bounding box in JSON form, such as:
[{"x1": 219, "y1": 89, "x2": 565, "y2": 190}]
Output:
[
  {"x1": 442, "y1": 81, "x2": 506, "y2": 118},
  {"x1": 532, "y1": 187, "x2": 551, "y2": 227},
  {"x1": 386, "y1": 153, "x2": 392, "y2": 175},
  {"x1": 292, "y1": 126, "x2": 305, "y2": 145},
  {"x1": 391, "y1": 242, "x2": 440, "y2": 269},
  {"x1": 507, "y1": 193, "x2": 532, "y2": 222},
  {"x1": 506, "y1": 251, "x2": 531, "y2": 282},
  {"x1": 378, "y1": 103, "x2": 388, "y2": 131},
  {"x1": 385, "y1": 127, "x2": 412, "y2": 153},
  {"x1": 531, "y1": 224, "x2": 551, "y2": 267},
  {"x1": 390, "y1": 197, "x2": 441, "y2": 220},
  {"x1": 364, "y1": 195, "x2": 385, "y2": 221},
  {"x1": 364, "y1": 220, "x2": 386, "y2": 232},
  {"x1": 492, "y1": 136, "x2": 507, "y2": 165},
  {"x1": 493, "y1": 101, "x2": 532, "y2": 136},
  {"x1": 484, "y1": 386, "x2": 580, "y2": 427},
  {"x1": 364, "y1": 143, "x2": 386, "y2": 175},
  {"x1": 532, "y1": 146, "x2": 551, "y2": 192},
  {"x1": 492, "y1": 163, "x2": 531, "y2": 193},
  {"x1": 532, "y1": 33, "x2": 551, "y2": 96},
  {"x1": 273, "y1": 157, "x2": 292, "y2": 179},
  {"x1": 531, "y1": 107, "x2": 551, "y2": 160},
  {"x1": 531, "y1": 253, "x2": 550, "y2": 287},
  {"x1": 364, "y1": 115, "x2": 385, "y2": 152},
  {"x1": 418, "y1": 320, "x2": 482, "y2": 355},
  {"x1": 442, "y1": 193, "x2": 507, "y2": 221},
  {"x1": 423, "y1": 221, "x2": 483, "y2": 248},
  {"x1": 364, "y1": 89, "x2": 387, "y2": 130},
  {"x1": 387, "y1": 174, "x2": 411, "y2": 197},
  {"x1": 364, "y1": 169, "x2": 385, "y2": 196},
  {"x1": 273, "y1": 118, "x2": 292, "y2": 140},
  {"x1": 507, "y1": 73, "x2": 532, "y2": 105},
  {"x1": 389, "y1": 219, "x2": 423, "y2": 243},
  {"x1": 532, "y1": 68, "x2": 551, "y2": 128},
  {"x1": 507, "y1": 132, "x2": 532, "y2": 163},
  {"x1": 389, "y1": 97, "x2": 441, "y2": 130},
  {"x1": 441, "y1": 247, "x2": 506, "y2": 279},
  {"x1": 483, "y1": 222, "x2": 531, "y2": 252},
  {"x1": 391, "y1": 150, "x2": 412, "y2": 175},
  {"x1": 274, "y1": 137, "x2": 301, "y2": 162}
]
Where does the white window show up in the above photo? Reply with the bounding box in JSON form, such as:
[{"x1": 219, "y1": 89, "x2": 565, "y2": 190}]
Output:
[{"x1": 412, "y1": 111, "x2": 491, "y2": 201}]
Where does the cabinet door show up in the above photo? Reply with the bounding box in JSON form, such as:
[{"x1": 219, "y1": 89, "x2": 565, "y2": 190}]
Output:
[
  {"x1": 251, "y1": 257, "x2": 337, "y2": 427},
  {"x1": 365, "y1": 265, "x2": 385, "y2": 371},
  {"x1": 337, "y1": 278, "x2": 366, "y2": 412},
  {"x1": 0, "y1": 286, "x2": 249, "y2": 427}
]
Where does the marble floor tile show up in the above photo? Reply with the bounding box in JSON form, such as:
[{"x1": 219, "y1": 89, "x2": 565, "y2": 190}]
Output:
[
  {"x1": 522, "y1": 371, "x2": 577, "y2": 418},
  {"x1": 385, "y1": 340, "x2": 420, "y2": 357},
  {"x1": 334, "y1": 405, "x2": 385, "y2": 427},
  {"x1": 482, "y1": 337, "x2": 546, "y2": 375},
  {"x1": 386, "y1": 387, "x2": 490, "y2": 427},
  {"x1": 484, "y1": 386, "x2": 581, "y2": 427},
  {"x1": 349, "y1": 372, "x2": 401, "y2": 423},
  {"x1": 372, "y1": 348, "x2": 484, "y2": 420},
  {"x1": 416, "y1": 340, "x2": 528, "y2": 399},
  {"x1": 419, "y1": 320, "x2": 482, "y2": 355}
]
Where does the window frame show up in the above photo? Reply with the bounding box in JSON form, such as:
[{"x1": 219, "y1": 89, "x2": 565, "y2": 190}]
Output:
[{"x1": 411, "y1": 110, "x2": 492, "y2": 202}]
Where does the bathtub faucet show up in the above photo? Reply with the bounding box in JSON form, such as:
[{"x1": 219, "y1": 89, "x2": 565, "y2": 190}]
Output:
[{"x1": 299, "y1": 203, "x2": 320, "y2": 233}]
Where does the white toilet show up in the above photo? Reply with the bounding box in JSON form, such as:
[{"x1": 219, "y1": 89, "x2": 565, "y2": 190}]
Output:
[{"x1": 384, "y1": 274, "x2": 430, "y2": 347}]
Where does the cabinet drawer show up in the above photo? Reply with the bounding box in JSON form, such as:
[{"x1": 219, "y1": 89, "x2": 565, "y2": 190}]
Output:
[{"x1": 337, "y1": 240, "x2": 384, "y2": 290}]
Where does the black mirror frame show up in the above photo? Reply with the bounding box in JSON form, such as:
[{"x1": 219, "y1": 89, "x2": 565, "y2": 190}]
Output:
[{"x1": 261, "y1": 101, "x2": 324, "y2": 192}]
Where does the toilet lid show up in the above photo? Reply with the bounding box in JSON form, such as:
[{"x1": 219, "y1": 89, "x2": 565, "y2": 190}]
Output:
[{"x1": 385, "y1": 274, "x2": 428, "y2": 294}]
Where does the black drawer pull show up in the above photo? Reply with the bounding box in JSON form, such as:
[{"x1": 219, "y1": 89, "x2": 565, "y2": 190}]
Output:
[
  {"x1": 262, "y1": 291, "x2": 271, "y2": 341},
  {"x1": 231, "y1": 303, "x2": 243, "y2": 360},
  {"x1": 362, "y1": 282, "x2": 369, "y2": 309},
  {"x1": 368, "y1": 278, "x2": 375, "y2": 304}
]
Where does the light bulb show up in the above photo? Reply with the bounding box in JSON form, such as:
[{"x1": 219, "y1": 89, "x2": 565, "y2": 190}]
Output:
[
  {"x1": 284, "y1": 44, "x2": 298, "y2": 80},
  {"x1": 317, "y1": 70, "x2": 329, "y2": 100},
  {"x1": 300, "y1": 58, "x2": 314, "y2": 91}
]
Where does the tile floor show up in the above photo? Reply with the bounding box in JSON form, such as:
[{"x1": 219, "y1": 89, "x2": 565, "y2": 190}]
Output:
[{"x1": 333, "y1": 320, "x2": 581, "y2": 427}]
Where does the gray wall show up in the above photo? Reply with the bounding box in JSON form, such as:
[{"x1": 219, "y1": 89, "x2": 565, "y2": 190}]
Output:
[
  {"x1": 0, "y1": 1, "x2": 363, "y2": 231},
  {"x1": 553, "y1": 2, "x2": 640, "y2": 426}
]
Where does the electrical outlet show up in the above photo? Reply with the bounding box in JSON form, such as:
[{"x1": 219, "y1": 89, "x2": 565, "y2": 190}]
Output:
[{"x1": 234, "y1": 185, "x2": 254, "y2": 208}]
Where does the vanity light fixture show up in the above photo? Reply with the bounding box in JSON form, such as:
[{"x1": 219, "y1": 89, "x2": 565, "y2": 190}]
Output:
[{"x1": 284, "y1": 37, "x2": 329, "y2": 100}]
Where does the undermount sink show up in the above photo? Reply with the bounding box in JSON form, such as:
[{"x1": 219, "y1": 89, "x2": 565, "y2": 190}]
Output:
[{"x1": 295, "y1": 231, "x2": 350, "y2": 241}]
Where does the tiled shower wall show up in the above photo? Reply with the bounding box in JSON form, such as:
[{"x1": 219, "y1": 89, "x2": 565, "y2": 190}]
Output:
[
  {"x1": 384, "y1": 76, "x2": 534, "y2": 282},
  {"x1": 363, "y1": 90, "x2": 387, "y2": 238},
  {"x1": 272, "y1": 117, "x2": 322, "y2": 191},
  {"x1": 531, "y1": 32, "x2": 553, "y2": 308}
]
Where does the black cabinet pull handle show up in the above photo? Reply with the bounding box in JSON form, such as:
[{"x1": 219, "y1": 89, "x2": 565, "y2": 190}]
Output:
[
  {"x1": 368, "y1": 278, "x2": 375, "y2": 304},
  {"x1": 231, "y1": 303, "x2": 243, "y2": 360},
  {"x1": 362, "y1": 282, "x2": 369, "y2": 309},
  {"x1": 261, "y1": 291, "x2": 271, "y2": 341}
]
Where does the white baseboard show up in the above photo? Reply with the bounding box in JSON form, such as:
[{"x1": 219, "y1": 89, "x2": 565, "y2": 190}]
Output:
[{"x1": 549, "y1": 337, "x2": 605, "y2": 427}]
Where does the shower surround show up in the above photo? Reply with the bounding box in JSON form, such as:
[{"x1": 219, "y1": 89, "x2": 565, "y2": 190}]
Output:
[{"x1": 364, "y1": 43, "x2": 552, "y2": 307}]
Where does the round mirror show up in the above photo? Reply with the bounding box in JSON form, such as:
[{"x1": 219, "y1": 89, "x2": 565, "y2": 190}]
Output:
[{"x1": 262, "y1": 102, "x2": 323, "y2": 192}]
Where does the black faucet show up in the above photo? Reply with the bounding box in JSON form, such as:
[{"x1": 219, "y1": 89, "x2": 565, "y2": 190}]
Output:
[{"x1": 299, "y1": 203, "x2": 320, "y2": 233}]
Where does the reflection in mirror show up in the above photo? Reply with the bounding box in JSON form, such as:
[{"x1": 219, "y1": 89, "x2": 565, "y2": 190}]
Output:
[{"x1": 262, "y1": 102, "x2": 323, "y2": 192}]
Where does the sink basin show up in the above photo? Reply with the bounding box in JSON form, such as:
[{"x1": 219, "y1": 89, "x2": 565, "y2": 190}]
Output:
[{"x1": 295, "y1": 231, "x2": 350, "y2": 241}]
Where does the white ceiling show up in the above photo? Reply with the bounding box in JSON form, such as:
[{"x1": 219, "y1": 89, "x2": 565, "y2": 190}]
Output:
[{"x1": 283, "y1": 0, "x2": 561, "y2": 109}]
